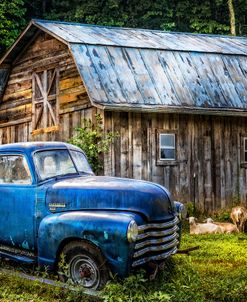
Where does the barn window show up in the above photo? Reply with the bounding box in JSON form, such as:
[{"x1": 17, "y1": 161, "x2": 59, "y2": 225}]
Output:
[
  {"x1": 159, "y1": 133, "x2": 176, "y2": 160},
  {"x1": 32, "y1": 68, "x2": 59, "y2": 135},
  {"x1": 156, "y1": 131, "x2": 177, "y2": 166}
]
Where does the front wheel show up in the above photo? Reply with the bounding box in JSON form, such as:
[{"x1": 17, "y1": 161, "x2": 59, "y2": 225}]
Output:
[{"x1": 58, "y1": 241, "x2": 109, "y2": 289}]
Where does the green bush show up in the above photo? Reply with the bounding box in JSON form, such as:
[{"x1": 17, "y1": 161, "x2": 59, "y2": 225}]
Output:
[{"x1": 69, "y1": 114, "x2": 118, "y2": 174}]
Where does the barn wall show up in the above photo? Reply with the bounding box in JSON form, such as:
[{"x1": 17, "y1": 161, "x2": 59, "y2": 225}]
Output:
[
  {"x1": 104, "y1": 111, "x2": 247, "y2": 212},
  {"x1": 0, "y1": 32, "x2": 95, "y2": 143}
]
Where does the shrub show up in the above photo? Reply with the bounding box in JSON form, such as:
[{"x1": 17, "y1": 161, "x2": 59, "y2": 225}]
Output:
[{"x1": 69, "y1": 114, "x2": 118, "y2": 174}]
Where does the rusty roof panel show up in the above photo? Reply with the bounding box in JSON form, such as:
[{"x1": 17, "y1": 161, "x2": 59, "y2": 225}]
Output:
[
  {"x1": 35, "y1": 19, "x2": 247, "y2": 56},
  {"x1": 70, "y1": 44, "x2": 247, "y2": 112}
]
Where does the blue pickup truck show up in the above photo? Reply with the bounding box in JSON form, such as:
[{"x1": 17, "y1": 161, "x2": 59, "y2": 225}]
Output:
[{"x1": 0, "y1": 142, "x2": 184, "y2": 288}]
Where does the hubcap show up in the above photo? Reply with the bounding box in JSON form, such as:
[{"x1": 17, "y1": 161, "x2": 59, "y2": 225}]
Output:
[{"x1": 70, "y1": 255, "x2": 100, "y2": 288}]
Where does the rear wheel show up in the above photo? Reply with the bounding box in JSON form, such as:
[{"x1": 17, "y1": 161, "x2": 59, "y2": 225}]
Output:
[{"x1": 58, "y1": 241, "x2": 109, "y2": 289}]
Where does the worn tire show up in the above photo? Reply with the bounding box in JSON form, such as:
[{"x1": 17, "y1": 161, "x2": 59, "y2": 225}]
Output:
[{"x1": 58, "y1": 241, "x2": 109, "y2": 289}]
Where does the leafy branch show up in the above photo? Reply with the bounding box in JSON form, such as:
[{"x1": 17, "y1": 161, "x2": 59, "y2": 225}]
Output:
[{"x1": 69, "y1": 114, "x2": 118, "y2": 174}]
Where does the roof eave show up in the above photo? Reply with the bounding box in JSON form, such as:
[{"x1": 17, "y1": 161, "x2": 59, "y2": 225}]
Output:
[{"x1": 101, "y1": 104, "x2": 247, "y2": 117}]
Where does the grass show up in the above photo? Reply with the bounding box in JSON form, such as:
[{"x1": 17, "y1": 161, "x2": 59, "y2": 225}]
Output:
[{"x1": 0, "y1": 228, "x2": 246, "y2": 302}]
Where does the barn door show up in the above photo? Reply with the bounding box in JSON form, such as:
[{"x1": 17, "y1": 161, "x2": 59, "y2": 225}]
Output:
[{"x1": 32, "y1": 68, "x2": 59, "y2": 135}]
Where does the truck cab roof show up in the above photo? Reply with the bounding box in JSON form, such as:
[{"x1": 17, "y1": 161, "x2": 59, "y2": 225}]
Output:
[{"x1": 0, "y1": 142, "x2": 82, "y2": 153}]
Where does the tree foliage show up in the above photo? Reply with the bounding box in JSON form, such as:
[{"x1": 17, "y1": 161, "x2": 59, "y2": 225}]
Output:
[
  {"x1": 0, "y1": 0, "x2": 26, "y2": 54},
  {"x1": 42, "y1": 0, "x2": 246, "y2": 35},
  {"x1": 0, "y1": 0, "x2": 247, "y2": 55}
]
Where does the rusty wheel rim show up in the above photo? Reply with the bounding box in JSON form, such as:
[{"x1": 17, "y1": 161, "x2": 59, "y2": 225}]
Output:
[{"x1": 70, "y1": 255, "x2": 100, "y2": 288}]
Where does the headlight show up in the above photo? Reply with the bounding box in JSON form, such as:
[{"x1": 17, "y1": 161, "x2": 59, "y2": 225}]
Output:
[
  {"x1": 174, "y1": 201, "x2": 187, "y2": 220},
  {"x1": 127, "y1": 220, "x2": 138, "y2": 243}
]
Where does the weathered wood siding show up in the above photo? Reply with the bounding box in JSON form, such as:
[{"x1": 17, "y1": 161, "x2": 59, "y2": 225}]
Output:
[
  {"x1": 0, "y1": 31, "x2": 95, "y2": 143},
  {"x1": 104, "y1": 111, "x2": 247, "y2": 211}
]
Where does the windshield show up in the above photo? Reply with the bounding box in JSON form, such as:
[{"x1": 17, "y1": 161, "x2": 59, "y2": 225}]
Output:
[
  {"x1": 33, "y1": 149, "x2": 93, "y2": 181},
  {"x1": 70, "y1": 150, "x2": 93, "y2": 174}
]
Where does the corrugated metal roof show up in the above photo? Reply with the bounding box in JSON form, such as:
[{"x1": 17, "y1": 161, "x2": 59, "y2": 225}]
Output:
[
  {"x1": 34, "y1": 19, "x2": 247, "y2": 56},
  {"x1": 70, "y1": 44, "x2": 247, "y2": 112},
  {"x1": 0, "y1": 20, "x2": 247, "y2": 115}
]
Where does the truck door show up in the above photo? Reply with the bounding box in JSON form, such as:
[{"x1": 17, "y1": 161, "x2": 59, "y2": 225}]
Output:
[{"x1": 0, "y1": 153, "x2": 36, "y2": 251}]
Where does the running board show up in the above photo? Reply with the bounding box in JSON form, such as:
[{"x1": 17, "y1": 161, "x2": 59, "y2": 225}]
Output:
[{"x1": 0, "y1": 250, "x2": 36, "y2": 264}]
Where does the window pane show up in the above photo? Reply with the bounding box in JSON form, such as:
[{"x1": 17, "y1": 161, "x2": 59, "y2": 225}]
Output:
[
  {"x1": 70, "y1": 151, "x2": 93, "y2": 174},
  {"x1": 0, "y1": 155, "x2": 31, "y2": 184},
  {"x1": 160, "y1": 134, "x2": 175, "y2": 147},
  {"x1": 33, "y1": 150, "x2": 77, "y2": 181},
  {"x1": 160, "y1": 148, "x2": 175, "y2": 160}
]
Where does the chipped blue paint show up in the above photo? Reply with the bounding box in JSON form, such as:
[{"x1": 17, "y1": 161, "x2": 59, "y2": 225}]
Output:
[
  {"x1": 22, "y1": 240, "x2": 29, "y2": 250},
  {"x1": 0, "y1": 142, "x2": 182, "y2": 279},
  {"x1": 10, "y1": 236, "x2": 15, "y2": 246}
]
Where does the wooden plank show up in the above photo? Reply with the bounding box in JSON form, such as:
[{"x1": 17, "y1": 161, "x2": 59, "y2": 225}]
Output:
[
  {"x1": 224, "y1": 120, "x2": 232, "y2": 207},
  {"x1": 178, "y1": 115, "x2": 190, "y2": 203},
  {"x1": 195, "y1": 115, "x2": 205, "y2": 212},
  {"x1": 59, "y1": 76, "x2": 83, "y2": 91},
  {"x1": 0, "y1": 117, "x2": 31, "y2": 128},
  {"x1": 131, "y1": 112, "x2": 144, "y2": 180},
  {"x1": 231, "y1": 117, "x2": 240, "y2": 204},
  {"x1": 150, "y1": 113, "x2": 162, "y2": 184},
  {"x1": 141, "y1": 113, "x2": 151, "y2": 181},
  {"x1": 212, "y1": 116, "x2": 223, "y2": 210},
  {"x1": 112, "y1": 112, "x2": 121, "y2": 177},
  {"x1": 127, "y1": 112, "x2": 133, "y2": 178},
  {"x1": 103, "y1": 111, "x2": 114, "y2": 176},
  {"x1": 31, "y1": 125, "x2": 59, "y2": 136},
  {"x1": 59, "y1": 87, "x2": 88, "y2": 105},
  {"x1": 120, "y1": 112, "x2": 129, "y2": 178}
]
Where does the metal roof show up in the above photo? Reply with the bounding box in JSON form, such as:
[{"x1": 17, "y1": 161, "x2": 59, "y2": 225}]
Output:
[
  {"x1": 70, "y1": 44, "x2": 247, "y2": 113},
  {"x1": 34, "y1": 20, "x2": 247, "y2": 56},
  {"x1": 0, "y1": 20, "x2": 247, "y2": 115}
]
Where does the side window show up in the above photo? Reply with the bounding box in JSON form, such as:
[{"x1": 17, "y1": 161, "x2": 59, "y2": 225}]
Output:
[
  {"x1": 0, "y1": 155, "x2": 32, "y2": 185},
  {"x1": 159, "y1": 133, "x2": 176, "y2": 160}
]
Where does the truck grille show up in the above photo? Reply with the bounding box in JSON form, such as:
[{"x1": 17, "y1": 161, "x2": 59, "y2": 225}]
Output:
[{"x1": 132, "y1": 216, "x2": 179, "y2": 267}]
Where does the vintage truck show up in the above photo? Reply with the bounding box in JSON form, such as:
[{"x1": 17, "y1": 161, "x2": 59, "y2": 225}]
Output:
[{"x1": 0, "y1": 142, "x2": 184, "y2": 288}]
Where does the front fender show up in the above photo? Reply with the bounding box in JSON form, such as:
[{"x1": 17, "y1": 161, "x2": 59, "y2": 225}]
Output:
[{"x1": 38, "y1": 211, "x2": 141, "y2": 277}]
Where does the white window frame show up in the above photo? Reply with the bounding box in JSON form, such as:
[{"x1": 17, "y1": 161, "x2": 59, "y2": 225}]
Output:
[{"x1": 159, "y1": 133, "x2": 176, "y2": 161}]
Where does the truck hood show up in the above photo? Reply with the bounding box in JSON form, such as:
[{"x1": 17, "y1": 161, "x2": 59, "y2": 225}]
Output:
[{"x1": 45, "y1": 176, "x2": 174, "y2": 221}]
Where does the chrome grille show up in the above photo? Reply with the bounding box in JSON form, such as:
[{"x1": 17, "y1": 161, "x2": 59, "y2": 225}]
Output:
[{"x1": 132, "y1": 216, "x2": 179, "y2": 267}]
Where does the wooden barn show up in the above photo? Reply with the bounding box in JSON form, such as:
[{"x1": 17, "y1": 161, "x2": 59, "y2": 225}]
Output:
[{"x1": 0, "y1": 19, "x2": 247, "y2": 212}]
